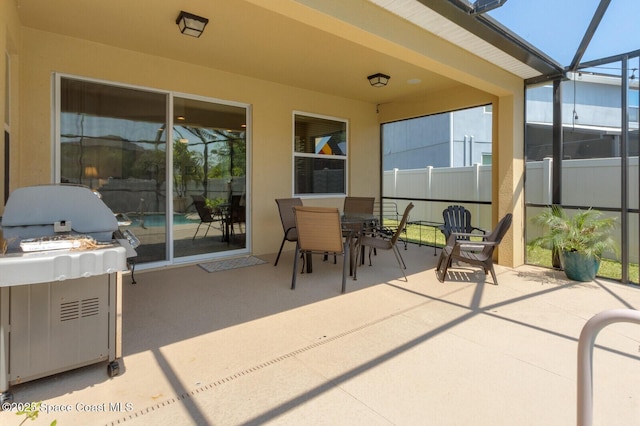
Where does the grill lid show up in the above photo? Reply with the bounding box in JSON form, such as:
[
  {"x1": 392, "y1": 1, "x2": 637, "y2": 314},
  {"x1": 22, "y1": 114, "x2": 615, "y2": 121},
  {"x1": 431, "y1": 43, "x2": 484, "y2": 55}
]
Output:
[{"x1": 1, "y1": 184, "x2": 118, "y2": 248}]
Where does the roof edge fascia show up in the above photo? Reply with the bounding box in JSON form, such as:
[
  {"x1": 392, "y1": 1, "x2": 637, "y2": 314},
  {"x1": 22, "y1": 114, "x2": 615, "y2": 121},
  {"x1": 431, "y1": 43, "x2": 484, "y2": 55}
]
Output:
[{"x1": 418, "y1": 0, "x2": 564, "y2": 77}]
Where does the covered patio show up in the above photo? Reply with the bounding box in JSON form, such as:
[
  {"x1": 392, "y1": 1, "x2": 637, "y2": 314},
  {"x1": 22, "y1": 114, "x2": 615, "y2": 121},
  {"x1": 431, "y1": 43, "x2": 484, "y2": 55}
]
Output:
[
  {"x1": 2, "y1": 245, "x2": 639, "y2": 425},
  {"x1": 1, "y1": 1, "x2": 639, "y2": 424}
]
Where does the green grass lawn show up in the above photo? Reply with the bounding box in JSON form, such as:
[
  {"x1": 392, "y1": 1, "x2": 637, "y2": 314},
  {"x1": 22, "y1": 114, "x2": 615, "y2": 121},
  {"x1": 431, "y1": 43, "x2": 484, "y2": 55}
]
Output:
[
  {"x1": 393, "y1": 221, "x2": 639, "y2": 284},
  {"x1": 526, "y1": 246, "x2": 639, "y2": 283}
]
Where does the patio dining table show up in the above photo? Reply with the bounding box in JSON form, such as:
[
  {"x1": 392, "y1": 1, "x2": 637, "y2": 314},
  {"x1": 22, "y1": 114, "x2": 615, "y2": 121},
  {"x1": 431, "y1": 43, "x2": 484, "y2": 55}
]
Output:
[
  {"x1": 217, "y1": 203, "x2": 231, "y2": 243},
  {"x1": 303, "y1": 213, "x2": 378, "y2": 277}
]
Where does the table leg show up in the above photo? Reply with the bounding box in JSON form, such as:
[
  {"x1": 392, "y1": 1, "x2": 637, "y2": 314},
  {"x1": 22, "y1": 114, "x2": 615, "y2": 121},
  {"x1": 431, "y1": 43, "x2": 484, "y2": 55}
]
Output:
[
  {"x1": 221, "y1": 213, "x2": 231, "y2": 243},
  {"x1": 306, "y1": 252, "x2": 313, "y2": 273},
  {"x1": 350, "y1": 234, "x2": 358, "y2": 278},
  {"x1": 349, "y1": 234, "x2": 354, "y2": 276},
  {"x1": 347, "y1": 232, "x2": 360, "y2": 277}
]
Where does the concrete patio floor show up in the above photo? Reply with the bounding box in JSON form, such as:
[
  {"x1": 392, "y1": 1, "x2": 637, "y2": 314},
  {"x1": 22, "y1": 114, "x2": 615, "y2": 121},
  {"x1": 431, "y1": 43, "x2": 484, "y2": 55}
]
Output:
[{"x1": 2, "y1": 244, "x2": 640, "y2": 425}]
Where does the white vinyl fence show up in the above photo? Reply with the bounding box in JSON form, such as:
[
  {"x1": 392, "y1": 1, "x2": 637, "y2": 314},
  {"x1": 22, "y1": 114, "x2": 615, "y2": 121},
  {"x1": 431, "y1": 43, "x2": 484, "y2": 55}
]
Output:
[
  {"x1": 384, "y1": 157, "x2": 639, "y2": 261},
  {"x1": 383, "y1": 163, "x2": 493, "y2": 231},
  {"x1": 525, "y1": 157, "x2": 638, "y2": 208}
]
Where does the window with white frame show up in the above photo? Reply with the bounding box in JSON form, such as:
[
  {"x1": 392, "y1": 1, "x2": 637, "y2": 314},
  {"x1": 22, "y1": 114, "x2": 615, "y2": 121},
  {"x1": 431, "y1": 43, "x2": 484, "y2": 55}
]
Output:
[{"x1": 293, "y1": 113, "x2": 347, "y2": 195}]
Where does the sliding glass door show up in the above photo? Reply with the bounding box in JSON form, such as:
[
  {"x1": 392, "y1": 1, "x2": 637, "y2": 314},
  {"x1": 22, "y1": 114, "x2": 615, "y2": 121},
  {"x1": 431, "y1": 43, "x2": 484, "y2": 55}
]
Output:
[
  {"x1": 172, "y1": 97, "x2": 247, "y2": 259},
  {"x1": 56, "y1": 76, "x2": 249, "y2": 266}
]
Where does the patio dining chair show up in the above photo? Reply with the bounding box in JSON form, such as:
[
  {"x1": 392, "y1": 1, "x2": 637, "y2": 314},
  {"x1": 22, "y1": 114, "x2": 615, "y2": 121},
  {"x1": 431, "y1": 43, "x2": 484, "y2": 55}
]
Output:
[
  {"x1": 274, "y1": 197, "x2": 303, "y2": 266},
  {"x1": 355, "y1": 202, "x2": 413, "y2": 281},
  {"x1": 343, "y1": 197, "x2": 376, "y2": 259},
  {"x1": 192, "y1": 195, "x2": 224, "y2": 240},
  {"x1": 343, "y1": 196, "x2": 375, "y2": 215},
  {"x1": 435, "y1": 213, "x2": 512, "y2": 285},
  {"x1": 228, "y1": 194, "x2": 246, "y2": 239},
  {"x1": 291, "y1": 206, "x2": 350, "y2": 294}
]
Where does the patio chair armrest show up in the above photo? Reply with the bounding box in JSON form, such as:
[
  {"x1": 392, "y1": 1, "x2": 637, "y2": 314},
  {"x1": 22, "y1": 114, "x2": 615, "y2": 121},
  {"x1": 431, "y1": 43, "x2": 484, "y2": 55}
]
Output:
[
  {"x1": 447, "y1": 231, "x2": 484, "y2": 244},
  {"x1": 450, "y1": 231, "x2": 477, "y2": 238},
  {"x1": 451, "y1": 239, "x2": 497, "y2": 253},
  {"x1": 456, "y1": 240, "x2": 497, "y2": 248},
  {"x1": 284, "y1": 226, "x2": 297, "y2": 238}
]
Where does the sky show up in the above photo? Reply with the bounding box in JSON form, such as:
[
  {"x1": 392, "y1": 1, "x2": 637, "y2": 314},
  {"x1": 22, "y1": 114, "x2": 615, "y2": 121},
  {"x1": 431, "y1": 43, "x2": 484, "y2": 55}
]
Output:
[{"x1": 487, "y1": 0, "x2": 639, "y2": 74}]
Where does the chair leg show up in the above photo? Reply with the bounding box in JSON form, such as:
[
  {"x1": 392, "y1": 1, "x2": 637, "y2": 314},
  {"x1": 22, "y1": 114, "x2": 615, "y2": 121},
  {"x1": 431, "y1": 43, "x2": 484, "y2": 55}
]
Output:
[
  {"x1": 435, "y1": 250, "x2": 451, "y2": 283},
  {"x1": 341, "y1": 242, "x2": 349, "y2": 293},
  {"x1": 274, "y1": 237, "x2": 287, "y2": 266},
  {"x1": 395, "y1": 245, "x2": 407, "y2": 269},
  {"x1": 353, "y1": 243, "x2": 360, "y2": 280},
  {"x1": 487, "y1": 263, "x2": 499, "y2": 285},
  {"x1": 291, "y1": 244, "x2": 300, "y2": 290},
  {"x1": 322, "y1": 252, "x2": 337, "y2": 264},
  {"x1": 392, "y1": 246, "x2": 408, "y2": 281},
  {"x1": 192, "y1": 222, "x2": 203, "y2": 240}
]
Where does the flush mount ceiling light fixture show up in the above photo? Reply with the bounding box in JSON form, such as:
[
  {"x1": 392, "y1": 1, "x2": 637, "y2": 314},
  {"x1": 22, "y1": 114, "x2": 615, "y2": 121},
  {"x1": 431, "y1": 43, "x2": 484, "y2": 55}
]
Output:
[
  {"x1": 367, "y1": 73, "x2": 390, "y2": 87},
  {"x1": 176, "y1": 11, "x2": 209, "y2": 38}
]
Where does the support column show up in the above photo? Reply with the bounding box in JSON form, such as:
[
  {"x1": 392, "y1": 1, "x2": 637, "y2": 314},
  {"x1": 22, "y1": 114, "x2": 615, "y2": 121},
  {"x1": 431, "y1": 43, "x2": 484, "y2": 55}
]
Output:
[
  {"x1": 552, "y1": 79, "x2": 563, "y2": 205},
  {"x1": 495, "y1": 93, "x2": 525, "y2": 267}
]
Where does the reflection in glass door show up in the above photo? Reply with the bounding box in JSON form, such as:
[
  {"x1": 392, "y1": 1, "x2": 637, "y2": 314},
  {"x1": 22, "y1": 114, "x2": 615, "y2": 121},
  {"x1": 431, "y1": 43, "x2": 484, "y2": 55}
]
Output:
[
  {"x1": 57, "y1": 77, "x2": 249, "y2": 265},
  {"x1": 58, "y1": 78, "x2": 168, "y2": 264},
  {"x1": 172, "y1": 97, "x2": 247, "y2": 259}
]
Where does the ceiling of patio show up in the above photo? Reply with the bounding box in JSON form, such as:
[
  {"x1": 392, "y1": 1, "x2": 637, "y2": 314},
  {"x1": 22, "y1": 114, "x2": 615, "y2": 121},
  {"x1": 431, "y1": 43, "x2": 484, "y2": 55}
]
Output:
[{"x1": 15, "y1": 0, "x2": 546, "y2": 104}]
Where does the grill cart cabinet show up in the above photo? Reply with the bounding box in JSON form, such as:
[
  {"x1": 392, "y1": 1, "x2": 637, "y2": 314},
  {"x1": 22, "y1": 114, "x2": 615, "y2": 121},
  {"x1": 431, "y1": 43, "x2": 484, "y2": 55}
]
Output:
[
  {"x1": 6, "y1": 274, "x2": 120, "y2": 383},
  {"x1": 0, "y1": 246, "x2": 126, "y2": 405},
  {"x1": 0, "y1": 185, "x2": 131, "y2": 405},
  {"x1": 1, "y1": 271, "x2": 123, "y2": 386}
]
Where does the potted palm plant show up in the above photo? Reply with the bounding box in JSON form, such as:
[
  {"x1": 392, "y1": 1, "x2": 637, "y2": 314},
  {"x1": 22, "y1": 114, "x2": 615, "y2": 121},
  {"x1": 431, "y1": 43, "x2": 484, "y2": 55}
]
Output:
[{"x1": 528, "y1": 206, "x2": 618, "y2": 281}]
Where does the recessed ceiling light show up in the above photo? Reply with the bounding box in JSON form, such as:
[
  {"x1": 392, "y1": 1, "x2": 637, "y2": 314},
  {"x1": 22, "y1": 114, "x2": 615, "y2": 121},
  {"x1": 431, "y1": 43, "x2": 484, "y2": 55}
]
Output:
[{"x1": 407, "y1": 78, "x2": 422, "y2": 85}]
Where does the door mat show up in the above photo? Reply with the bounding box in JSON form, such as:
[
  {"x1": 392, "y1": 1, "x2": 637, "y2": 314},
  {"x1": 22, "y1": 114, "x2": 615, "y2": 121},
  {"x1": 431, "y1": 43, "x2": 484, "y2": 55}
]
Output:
[{"x1": 198, "y1": 256, "x2": 268, "y2": 273}]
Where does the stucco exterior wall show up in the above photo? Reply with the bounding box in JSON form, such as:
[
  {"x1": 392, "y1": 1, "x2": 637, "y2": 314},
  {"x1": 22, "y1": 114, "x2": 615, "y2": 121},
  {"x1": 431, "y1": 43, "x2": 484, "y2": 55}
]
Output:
[
  {"x1": 17, "y1": 28, "x2": 380, "y2": 257},
  {"x1": 4, "y1": 0, "x2": 527, "y2": 267},
  {"x1": 0, "y1": 0, "x2": 21, "y2": 216}
]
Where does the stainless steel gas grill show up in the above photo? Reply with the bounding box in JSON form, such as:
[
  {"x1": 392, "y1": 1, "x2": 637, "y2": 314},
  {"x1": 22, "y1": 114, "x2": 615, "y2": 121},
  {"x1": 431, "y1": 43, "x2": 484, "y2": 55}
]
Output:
[{"x1": 0, "y1": 184, "x2": 136, "y2": 404}]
